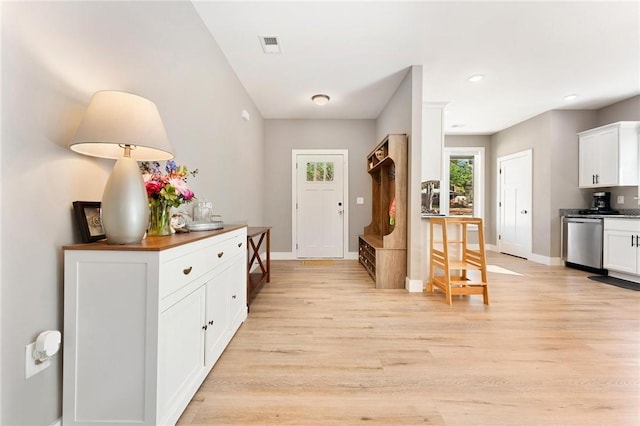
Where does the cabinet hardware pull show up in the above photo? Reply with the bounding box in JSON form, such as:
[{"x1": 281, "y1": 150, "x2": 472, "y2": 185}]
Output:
[
  {"x1": 208, "y1": 320, "x2": 214, "y2": 325},
  {"x1": 202, "y1": 324, "x2": 208, "y2": 331},
  {"x1": 183, "y1": 266, "x2": 193, "y2": 275},
  {"x1": 633, "y1": 236, "x2": 636, "y2": 247},
  {"x1": 217, "y1": 252, "x2": 224, "y2": 258},
  {"x1": 232, "y1": 295, "x2": 237, "y2": 299},
  {"x1": 238, "y1": 242, "x2": 243, "y2": 247}
]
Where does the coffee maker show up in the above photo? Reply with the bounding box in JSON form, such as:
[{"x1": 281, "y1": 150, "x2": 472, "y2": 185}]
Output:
[
  {"x1": 592, "y1": 191, "x2": 611, "y2": 211},
  {"x1": 579, "y1": 191, "x2": 619, "y2": 214}
]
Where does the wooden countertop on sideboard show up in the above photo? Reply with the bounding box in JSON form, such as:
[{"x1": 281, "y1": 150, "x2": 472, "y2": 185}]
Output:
[{"x1": 63, "y1": 224, "x2": 247, "y2": 251}]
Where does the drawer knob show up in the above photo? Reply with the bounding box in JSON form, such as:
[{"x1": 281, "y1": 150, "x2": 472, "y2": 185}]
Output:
[
  {"x1": 183, "y1": 266, "x2": 193, "y2": 275},
  {"x1": 218, "y1": 252, "x2": 224, "y2": 258},
  {"x1": 232, "y1": 294, "x2": 237, "y2": 299},
  {"x1": 238, "y1": 242, "x2": 243, "y2": 247}
]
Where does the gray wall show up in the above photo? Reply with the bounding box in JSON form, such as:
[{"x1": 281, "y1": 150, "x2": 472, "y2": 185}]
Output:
[
  {"x1": 1, "y1": 2, "x2": 264, "y2": 424},
  {"x1": 491, "y1": 112, "x2": 553, "y2": 257},
  {"x1": 444, "y1": 135, "x2": 494, "y2": 244},
  {"x1": 595, "y1": 95, "x2": 640, "y2": 126},
  {"x1": 549, "y1": 110, "x2": 599, "y2": 255},
  {"x1": 263, "y1": 119, "x2": 376, "y2": 253},
  {"x1": 375, "y1": 66, "x2": 425, "y2": 282}
]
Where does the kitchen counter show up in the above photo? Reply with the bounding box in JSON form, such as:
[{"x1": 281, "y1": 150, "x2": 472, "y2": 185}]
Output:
[
  {"x1": 563, "y1": 214, "x2": 640, "y2": 219},
  {"x1": 559, "y1": 208, "x2": 639, "y2": 219}
]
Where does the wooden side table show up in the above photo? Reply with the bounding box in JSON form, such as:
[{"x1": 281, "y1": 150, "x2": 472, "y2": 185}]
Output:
[{"x1": 247, "y1": 226, "x2": 271, "y2": 306}]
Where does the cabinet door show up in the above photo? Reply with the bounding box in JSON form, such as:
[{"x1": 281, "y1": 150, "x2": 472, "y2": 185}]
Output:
[
  {"x1": 158, "y1": 286, "x2": 206, "y2": 420},
  {"x1": 594, "y1": 127, "x2": 619, "y2": 186},
  {"x1": 579, "y1": 134, "x2": 598, "y2": 187},
  {"x1": 228, "y1": 254, "x2": 248, "y2": 332},
  {"x1": 603, "y1": 230, "x2": 638, "y2": 274},
  {"x1": 205, "y1": 272, "x2": 230, "y2": 367}
]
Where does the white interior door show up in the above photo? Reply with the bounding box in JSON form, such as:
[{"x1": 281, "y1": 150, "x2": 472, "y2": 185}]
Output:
[
  {"x1": 295, "y1": 153, "x2": 345, "y2": 258},
  {"x1": 498, "y1": 150, "x2": 532, "y2": 258}
]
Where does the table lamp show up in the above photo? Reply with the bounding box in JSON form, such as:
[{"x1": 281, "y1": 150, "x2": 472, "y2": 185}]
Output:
[{"x1": 70, "y1": 91, "x2": 174, "y2": 244}]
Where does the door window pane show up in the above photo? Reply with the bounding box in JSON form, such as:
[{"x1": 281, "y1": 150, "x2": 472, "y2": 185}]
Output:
[{"x1": 306, "y1": 162, "x2": 334, "y2": 182}]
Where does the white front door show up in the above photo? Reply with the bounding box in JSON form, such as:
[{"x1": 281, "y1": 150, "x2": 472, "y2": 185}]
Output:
[
  {"x1": 294, "y1": 153, "x2": 345, "y2": 258},
  {"x1": 498, "y1": 150, "x2": 532, "y2": 258}
]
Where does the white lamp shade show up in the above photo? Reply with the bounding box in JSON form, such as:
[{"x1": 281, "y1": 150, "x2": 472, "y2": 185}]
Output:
[{"x1": 70, "y1": 91, "x2": 174, "y2": 161}]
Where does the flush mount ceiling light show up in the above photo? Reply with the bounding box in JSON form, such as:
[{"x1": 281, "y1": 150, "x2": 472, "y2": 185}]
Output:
[
  {"x1": 563, "y1": 94, "x2": 579, "y2": 101},
  {"x1": 467, "y1": 74, "x2": 484, "y2": 83},
  {"x1": 311, "y1": 94, "x2": 330, "y2": 106}
]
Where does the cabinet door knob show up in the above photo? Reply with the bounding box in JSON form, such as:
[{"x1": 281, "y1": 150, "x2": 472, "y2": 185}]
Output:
[
  {"x1": 218, "y1": 252, "x2": 224, "y2": 258},
  {"x1": 202, "y1": 324, "x2": 208, "y2": 331},
  {"x1": 208, "y1": 320, "x2": 214, "y2": 326},
  {"x1": 232, "y1": 295, "x2": 237, "y2": 299},
  {"x1": 183, "y1": 266, "x2": 193, "y2": 275},
  {"x1": 238, "y1": 242, "x2": 243, "y2": 247}
]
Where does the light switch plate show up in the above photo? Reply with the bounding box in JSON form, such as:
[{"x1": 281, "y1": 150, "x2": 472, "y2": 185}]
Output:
[
  {"x1": 617, "y1": 195, "x2": 624, "y2": 204},
  {"x1": 356, "y1": 197, "x2": 364, "y2": 205}
]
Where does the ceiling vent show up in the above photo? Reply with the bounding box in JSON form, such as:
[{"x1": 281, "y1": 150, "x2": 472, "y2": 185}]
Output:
[{"x1": 259, "y1": 35, "x2": 281, "y2": 54}]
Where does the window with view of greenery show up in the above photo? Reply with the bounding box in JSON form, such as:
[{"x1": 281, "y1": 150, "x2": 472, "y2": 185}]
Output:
[
  {"x1": 306, "y1": 162, "x2": 334, "y2": 182},
  {"x1": 449, "y1": 156, "x2": 474, "y2": 216}
]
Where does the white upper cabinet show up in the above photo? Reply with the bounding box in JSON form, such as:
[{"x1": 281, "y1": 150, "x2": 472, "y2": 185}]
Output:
[{"x1": 578, "y1": 121, "x2": 639, "y2": 188}]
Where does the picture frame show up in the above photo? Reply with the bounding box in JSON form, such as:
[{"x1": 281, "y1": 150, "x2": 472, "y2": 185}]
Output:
[{"x1": 73, "y1": 201, "x2": 105, "y2": 243}]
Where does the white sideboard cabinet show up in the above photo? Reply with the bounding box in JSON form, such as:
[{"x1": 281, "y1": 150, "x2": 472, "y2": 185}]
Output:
[
  {"x1": 603, "y1": 218, "x2": 640, "y2": 283},
  {"x1": 578, "y1": 121, "x2": 640, "y2": 188},
  {"x1": 63, "y1": 226, "x2": 248, "y2": 426}
]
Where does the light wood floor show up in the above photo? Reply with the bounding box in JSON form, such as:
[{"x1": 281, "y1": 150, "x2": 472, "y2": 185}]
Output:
[{"x1": 178, "y1": 252, "x2": 640, "y2": 425}]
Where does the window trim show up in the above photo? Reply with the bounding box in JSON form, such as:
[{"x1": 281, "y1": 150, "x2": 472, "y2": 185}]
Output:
[{"x1": 441, "y1": 147, "x2": 485, "y2": 218}]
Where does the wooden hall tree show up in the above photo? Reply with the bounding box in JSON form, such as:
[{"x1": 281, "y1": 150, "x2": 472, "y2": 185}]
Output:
[{"x1": 358, "y1": 134, "x2": 407, "y2": 289}]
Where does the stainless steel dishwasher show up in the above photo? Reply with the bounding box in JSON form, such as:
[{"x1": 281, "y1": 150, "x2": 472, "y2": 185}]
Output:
[{"x1": 562, "y1": 217, "x2": 604, "y2": 270}]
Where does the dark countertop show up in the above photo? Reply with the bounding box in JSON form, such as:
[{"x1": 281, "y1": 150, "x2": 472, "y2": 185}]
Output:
[{"x1": 559, "y1": 208, "x2": 640, "y2": 219}]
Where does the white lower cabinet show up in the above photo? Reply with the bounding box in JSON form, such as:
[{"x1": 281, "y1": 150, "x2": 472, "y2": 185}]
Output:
[
  {"x1": 603, "y1": 219, "x2": 640, "y2": 282},
  {"x1": 63, "y1": 226, "x2": 247, "y2": 426}
]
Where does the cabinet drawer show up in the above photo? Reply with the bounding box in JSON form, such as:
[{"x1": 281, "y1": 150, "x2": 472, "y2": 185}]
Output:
[
  {"x1": 160, "y1": 250, "x2": 206, "y2": 299},
  {"x1": 204, "y1": 232, "x2": 245, "y2": 270},
  {"x1": 604, "y1": 219, "x2": 640, "y2": 232}
]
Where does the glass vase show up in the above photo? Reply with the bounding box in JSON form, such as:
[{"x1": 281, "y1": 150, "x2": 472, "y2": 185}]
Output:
[{"x1": 148, "y1": 201, "x2": 171, "y2": 237}]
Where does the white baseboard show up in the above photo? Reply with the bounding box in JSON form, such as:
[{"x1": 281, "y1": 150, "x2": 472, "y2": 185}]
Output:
[
  {"x1": 345, "y1": 251, "x2": 358, "y2": 260},
  {"x1": 486, "y1": 245, "x2": 562, "y2": 266},
  {"x1": 528, "y1": 253, "x2": 563, "y2": 266},
  {"x1": 608, "y1": 271, "x2": 640, "y2": 284},
  {"x1": 271, "y1": 252, "x2": 295, "y2": 260},
  {"x1": 271, "y1": 252, "x2": 359, "y2": 260},
  {"x1": 405, "y1": 277, "x2": 424, "y2": 293}
]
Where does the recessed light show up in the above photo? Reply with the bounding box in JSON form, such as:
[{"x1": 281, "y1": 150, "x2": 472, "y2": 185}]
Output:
[
  {"x1": 311, "y1": 94, "x2": 330, "y2": 106},
  {"x1": 467, "y1": 74, "x2": 484, "y2": 83},
  {"x1": 563, "y1": 94, "x2": 578, "y2": 101}
]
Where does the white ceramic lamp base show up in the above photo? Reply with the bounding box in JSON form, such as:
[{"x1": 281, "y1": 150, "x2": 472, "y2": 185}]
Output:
[{"x1": 101, "y1": 156, "x2": 149, "y2": 244}]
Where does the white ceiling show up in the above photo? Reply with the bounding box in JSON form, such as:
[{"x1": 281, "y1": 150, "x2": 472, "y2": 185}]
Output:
[{"x1": 193, "y1": 1, "x2": 640, "y2": 135}]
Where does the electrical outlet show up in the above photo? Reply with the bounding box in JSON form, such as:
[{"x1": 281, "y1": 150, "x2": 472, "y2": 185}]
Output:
[
  {"x1": 356, "y1": 197, "x2": 364, "y2": 205},
  {"x1": 25, "y1": 342, "x2": 51, "y2": 379},
  {"x1": 617, "y1": 195, "x2": 624, "y2": 204}
]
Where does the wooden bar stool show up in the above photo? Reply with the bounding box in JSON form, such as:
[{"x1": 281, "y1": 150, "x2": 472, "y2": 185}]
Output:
[{"x1": 427, "y1": 217, "x2": 489, "y2": 305}]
